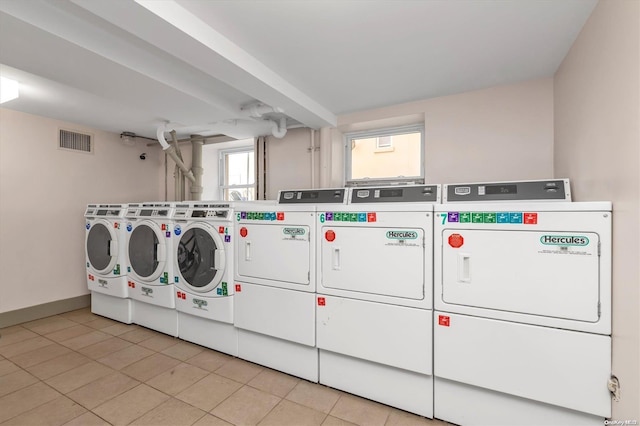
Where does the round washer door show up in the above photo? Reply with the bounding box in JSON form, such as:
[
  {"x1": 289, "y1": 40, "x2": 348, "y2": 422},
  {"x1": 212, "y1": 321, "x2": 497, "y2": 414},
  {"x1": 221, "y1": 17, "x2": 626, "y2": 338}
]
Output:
[
  {"x1": 86, "y1": 218, "x2": 118, "y2": 274},
  {"x1": 175, "y1": 223, "x2": 226, "y2": 293},
  {"x1": 127, "y1": 220, "x2": 166, "y2": 282}
]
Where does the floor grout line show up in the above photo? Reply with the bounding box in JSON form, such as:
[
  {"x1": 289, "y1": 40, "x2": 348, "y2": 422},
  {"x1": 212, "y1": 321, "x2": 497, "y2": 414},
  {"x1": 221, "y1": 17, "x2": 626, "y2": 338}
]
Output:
[{"x1": 1, "y1": 309, "x2": 446, "y2": 426}]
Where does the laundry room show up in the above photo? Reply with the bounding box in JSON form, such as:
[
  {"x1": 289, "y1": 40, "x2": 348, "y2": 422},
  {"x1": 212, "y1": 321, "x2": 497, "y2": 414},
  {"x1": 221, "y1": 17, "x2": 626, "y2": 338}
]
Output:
[{"x1": 0, "y1": 1, "x2": 638, "y2": 426}]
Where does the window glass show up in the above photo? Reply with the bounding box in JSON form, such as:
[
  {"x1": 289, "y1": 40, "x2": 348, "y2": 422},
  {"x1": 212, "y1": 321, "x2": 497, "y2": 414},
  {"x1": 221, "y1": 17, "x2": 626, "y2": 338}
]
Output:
[
  {"x1": 345, "y1": 125, "x2": 424, "y2": 186},
  {"x1": 220, "y1": 149, "x2": 256, "y2": 200}
]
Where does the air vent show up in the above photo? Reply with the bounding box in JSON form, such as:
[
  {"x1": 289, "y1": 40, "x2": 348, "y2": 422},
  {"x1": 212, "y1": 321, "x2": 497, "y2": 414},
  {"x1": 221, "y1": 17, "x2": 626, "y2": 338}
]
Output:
[{"x1": 59, "y1": 129, "x2": 93, "y2": 153}]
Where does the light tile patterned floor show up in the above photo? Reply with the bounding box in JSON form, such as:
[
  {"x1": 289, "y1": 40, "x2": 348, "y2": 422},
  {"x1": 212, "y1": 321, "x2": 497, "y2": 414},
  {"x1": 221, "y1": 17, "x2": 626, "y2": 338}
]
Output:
[{"x1": 0, "y1": 308, "x2": 452, "y2": 426}]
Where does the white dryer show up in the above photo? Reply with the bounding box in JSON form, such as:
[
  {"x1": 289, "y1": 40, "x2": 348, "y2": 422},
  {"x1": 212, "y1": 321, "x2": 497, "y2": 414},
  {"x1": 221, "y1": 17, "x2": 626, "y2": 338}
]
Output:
[
  {"x1": 234, "y1": 189, "x2": 347, "y2": 382},
  {"x1": 84, "y1": 203, "x2": 131, "y2": 323},
  {"x1": 433, "y1": 180, "x2": 612, "y2": 426},
  {"x1": 173, "y1": 202, "x2": 236, "y2": 355},
  {"x1": 316, "y1": 185, "x2": 440, "y2": 418},
  {"x1": 125, "y1": 202, "x2": 177, "y2": 336}
]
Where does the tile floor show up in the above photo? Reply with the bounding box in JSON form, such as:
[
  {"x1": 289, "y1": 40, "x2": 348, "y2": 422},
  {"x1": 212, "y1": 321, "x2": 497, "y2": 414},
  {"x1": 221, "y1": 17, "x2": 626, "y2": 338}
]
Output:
[{"x1": 0, "y1": 308, "x2": 451, "y2": 426}]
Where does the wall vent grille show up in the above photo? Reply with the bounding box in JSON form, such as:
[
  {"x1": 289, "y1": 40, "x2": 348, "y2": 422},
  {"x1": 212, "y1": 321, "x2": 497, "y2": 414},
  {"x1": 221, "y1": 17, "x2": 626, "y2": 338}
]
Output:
[{"x1": 59, "y1": 129, "x2": 93, "y2": 153}]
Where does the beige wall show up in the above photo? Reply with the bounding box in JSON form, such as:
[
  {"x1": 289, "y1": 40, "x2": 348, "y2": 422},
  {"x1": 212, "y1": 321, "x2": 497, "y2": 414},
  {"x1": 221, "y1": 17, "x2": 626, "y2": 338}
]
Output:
[
  {"x1": 265, "y1": 127, "x2": 320, "y2": 199},
  {"x1": 0, "y1": 108, "x2": 162, "y2": 314},
  {"x1": 554, "y1": 0, "x2": 640, "y2": 420},
  {"x1": 329, "y1": 77, "x2": 554, "y2": 186}
]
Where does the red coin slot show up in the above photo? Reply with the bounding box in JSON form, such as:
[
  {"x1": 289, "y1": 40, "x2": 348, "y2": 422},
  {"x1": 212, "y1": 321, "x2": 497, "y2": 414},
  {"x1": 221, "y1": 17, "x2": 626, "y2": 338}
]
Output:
[
  {"x1": 235, "y1": 284, "x2": 242, "y2": 292},
  {"x1": 448, "y1": 233, "x2": 464, "y2": 248},
  {"x1": 325, "y1": 230, "x2": 336, "y2": 242},
  {"x1": 438, "y1": 315, "x2": 450, "y2": 327},
  {"x1": 240, "y1": 227, "x2": 248, "y2": 237},
  {"x1": 317, "y1": 297, "x2": 326, "y2": 306}
]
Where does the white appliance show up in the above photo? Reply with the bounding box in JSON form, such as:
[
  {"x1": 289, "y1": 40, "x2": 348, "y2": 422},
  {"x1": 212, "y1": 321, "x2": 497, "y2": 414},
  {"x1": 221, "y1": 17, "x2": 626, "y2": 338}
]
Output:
[
  {"x1": 84, "y1": 203, "x2": 132, "y2": 323},
  {"x1": 172, "y1": 202, "x2": 237, "y2": 355},
  {"x1": 234, "y1": 189, "x2": 348, "y2": 382},
  {"x1": 316, "y1": 185, "x2": 440, "y2": 418},
  {"x1": 125, "y1": 202, "x2": 177, "y2": 336},
  {"x1": 433, "y1": 180, "x2": 612, "y2": 426}
]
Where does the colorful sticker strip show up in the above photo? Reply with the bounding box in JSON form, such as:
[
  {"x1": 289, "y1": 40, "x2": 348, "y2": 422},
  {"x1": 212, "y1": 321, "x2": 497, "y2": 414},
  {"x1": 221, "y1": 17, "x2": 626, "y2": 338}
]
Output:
[
  {"x1": 445, "y1": 212, "x2": 538, "y2": 224},
  {"x1": 237, "y1": 212, "x2": 285, "y2": 221},
  {"x1": 321, "y1": 212, "x2": 377, "y2": 222}
]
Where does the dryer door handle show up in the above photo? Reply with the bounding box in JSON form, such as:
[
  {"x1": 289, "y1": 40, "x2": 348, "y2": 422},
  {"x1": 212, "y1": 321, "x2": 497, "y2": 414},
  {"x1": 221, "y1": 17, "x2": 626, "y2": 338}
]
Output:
[
  {"x1": 332, "y1": 247, "x2": 341, "y2": 271},
  {"x1": 458, "y1": 253, "x2": 471, "y2": 283},
  {"x1": 244, "y1": 241, "x2": 251, "y2": 261}
]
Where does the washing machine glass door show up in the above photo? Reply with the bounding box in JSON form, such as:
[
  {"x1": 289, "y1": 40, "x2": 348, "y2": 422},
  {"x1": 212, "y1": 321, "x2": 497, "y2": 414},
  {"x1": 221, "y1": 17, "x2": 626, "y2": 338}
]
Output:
[
  {"x1": 176, "y1": 223, "x2": 226, "y2": 293},
  {"x1": 128, "y1": 220, "x2": 166, "y2": 282},
  {"x1": 86, "y1": 219, "x2": 118, "y2": 274}
]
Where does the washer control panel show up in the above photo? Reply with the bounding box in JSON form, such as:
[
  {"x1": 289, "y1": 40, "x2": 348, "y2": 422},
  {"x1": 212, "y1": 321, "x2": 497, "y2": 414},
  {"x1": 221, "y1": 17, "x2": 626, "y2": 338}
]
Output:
[
  {"x1": 349, "y1": 184, "x2": 440, "y2": 203},
  {"x1": 278, "y1": 188, "x2": 348, "y2": 204},
  {"x1": 444, "y1": 179, "x2": 571, "y2": 202},
  {"x1": 173, "y1": 202, "x2": 231, "y2": 220}
]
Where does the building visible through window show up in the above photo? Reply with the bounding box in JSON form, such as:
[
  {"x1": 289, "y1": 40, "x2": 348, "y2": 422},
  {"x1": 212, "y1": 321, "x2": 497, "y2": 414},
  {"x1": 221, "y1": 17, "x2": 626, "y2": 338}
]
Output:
[
  {"x1": 220, "y1": 148, "x2": 255, "y2": 201},
  {"x1": 345, "y1": 125, "x2": 424, "y2": 186}
]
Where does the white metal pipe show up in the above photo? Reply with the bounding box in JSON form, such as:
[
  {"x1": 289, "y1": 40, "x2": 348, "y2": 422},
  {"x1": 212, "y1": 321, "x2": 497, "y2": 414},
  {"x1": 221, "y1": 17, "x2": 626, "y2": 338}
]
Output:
[
  {"x1": 156, "y1": 123, "x2": 171, "y2": 150},
  {"x1": 240, "y1": 102, "x2": 284, "y2": 119},
  {"x1": 171, "y1": 131, "x2": 188, "y2": 201},
  {"x1": 174, "y1": 164, "x2": 181, "y2": 201},
  {"x1": 271, "y1": 117, "x2": 287, "y2": 138},
  {"x1": 156, "y1": 124, "x2": 195, "y2": 184},
  {"x1": 310, "y1": 129, "x2": 316, "y2": 189},
  {"x1": 191, "y1": 139, "x2": 204, "y2": 201}
]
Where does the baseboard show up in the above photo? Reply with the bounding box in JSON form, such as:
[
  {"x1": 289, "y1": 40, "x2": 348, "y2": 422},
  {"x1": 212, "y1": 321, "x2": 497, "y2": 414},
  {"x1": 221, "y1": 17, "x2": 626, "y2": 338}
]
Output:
[{"x1": 0, "y1": 295, "x2": 91, "y2": 328}]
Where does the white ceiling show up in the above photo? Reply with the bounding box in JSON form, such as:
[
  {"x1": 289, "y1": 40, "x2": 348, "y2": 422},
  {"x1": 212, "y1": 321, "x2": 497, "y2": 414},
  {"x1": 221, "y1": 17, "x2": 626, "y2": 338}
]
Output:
[{"x1": 0, "y1": 0, "x2": 597, "y2": 141}]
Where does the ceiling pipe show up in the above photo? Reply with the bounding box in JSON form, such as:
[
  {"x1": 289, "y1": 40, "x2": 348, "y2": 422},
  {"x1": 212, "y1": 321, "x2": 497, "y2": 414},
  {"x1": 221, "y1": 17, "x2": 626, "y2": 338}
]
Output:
[
  {"x1": 240, "y1": 102, "x2": 284, "y2": 119},
  {"x1": 170, "y1": 131, "x2": 187, "y2": 201},
  {"x1": 271, "y1": 117, "x2": 287, "y2": 138},
  {"x1": 240, "y1": 102, "x2": 287, "y2": 138},
  {"x1": 156, "y1": 123, "x2": 195, "y2": 184},
  {"x1": 310, "y1": 129, "x2": 316, "y2": 189},
  {"x1": 190, "y1": 136, "x2": 204, "y2": 201}
]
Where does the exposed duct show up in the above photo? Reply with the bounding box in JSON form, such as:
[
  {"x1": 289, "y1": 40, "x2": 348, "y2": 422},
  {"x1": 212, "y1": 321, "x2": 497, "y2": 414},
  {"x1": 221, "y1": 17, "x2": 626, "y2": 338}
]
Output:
[
  {"x1": 156, "y1": 123, "x2": 196, "y2": 184},
  {"x1": 271, "y1": 117, "x2": 287, "y2": 139},
  {"x1": 240, "y1": 102, "x2": 284, "y2": 119},
  {"x1": 170, "y1": 131, "x2": 187, "y2": 201},
  {"x1": 156, "y1": 104, "x2": 288, "y2": 200},
  {"x1": 190, "y1": 137, "x2": 204, "y2": 201}
]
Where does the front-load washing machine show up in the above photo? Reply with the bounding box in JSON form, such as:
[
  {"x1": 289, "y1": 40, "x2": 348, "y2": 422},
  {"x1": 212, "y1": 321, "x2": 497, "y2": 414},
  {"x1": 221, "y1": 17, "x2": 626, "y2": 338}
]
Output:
[
  {"x1": 125, "y1": 202, "x2": 177, "y2": 336},
  {"x1": 173, "y1": 202, "x2": 236, "y2": 355},
  {"x1": 233, "y1": 189, "x2": 347, "y2": 382},
  {"x1": 316, "y1": 184, "x2": 440, "y2": 418},
  {"x1": 433, "y1": 180, "x2": 612, "y2": 426},
  {"x1": 84, "y1": 203, "x2": 132, "y2": 323}
]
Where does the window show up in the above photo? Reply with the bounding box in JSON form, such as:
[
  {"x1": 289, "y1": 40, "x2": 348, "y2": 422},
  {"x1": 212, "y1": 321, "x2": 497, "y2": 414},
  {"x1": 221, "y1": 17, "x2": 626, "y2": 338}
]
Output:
[
  {"x1": 219, "y1": 148, "x2": 255, "y2": 201},
  {"x1": 345, "y1": 124, "x2": 424, "y2": 186},
  {"x1": 376, "y1": 136, "x2": 393, "y2": 150}
]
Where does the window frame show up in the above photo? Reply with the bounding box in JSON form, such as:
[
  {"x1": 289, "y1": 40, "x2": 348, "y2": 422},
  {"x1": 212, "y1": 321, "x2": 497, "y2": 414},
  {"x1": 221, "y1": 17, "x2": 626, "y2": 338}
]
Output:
[
  {"x1": 218, "y1": 147, "x2": 256, "y2": 201},
  {"x1": 344, "y1": 124, "x2": 425, "y2": 187}
]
